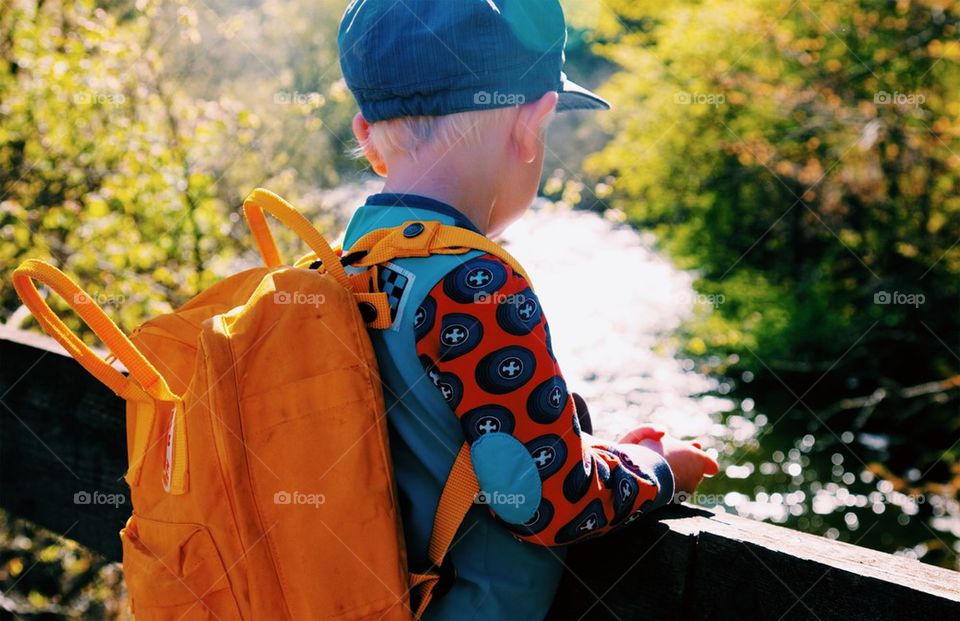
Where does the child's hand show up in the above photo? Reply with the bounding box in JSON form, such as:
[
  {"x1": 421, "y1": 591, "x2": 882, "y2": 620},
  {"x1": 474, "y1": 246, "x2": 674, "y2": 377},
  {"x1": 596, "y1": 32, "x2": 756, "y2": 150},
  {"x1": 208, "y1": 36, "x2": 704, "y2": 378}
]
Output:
[{"x1": 619, "y1": 425, "x2": 719, "y2": 494}]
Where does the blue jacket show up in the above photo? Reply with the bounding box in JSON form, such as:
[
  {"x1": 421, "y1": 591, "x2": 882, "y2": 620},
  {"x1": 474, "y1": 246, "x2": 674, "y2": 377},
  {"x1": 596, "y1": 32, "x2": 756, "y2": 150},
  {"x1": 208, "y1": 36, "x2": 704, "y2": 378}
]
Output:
[{"x1": 343, "y1": 194, "x2": 674, "y2": 620}]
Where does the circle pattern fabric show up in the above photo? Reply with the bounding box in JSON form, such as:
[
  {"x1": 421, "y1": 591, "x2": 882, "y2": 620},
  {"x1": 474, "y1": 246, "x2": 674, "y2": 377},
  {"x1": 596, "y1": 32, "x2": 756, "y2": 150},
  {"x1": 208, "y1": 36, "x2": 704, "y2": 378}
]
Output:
[{"x1": 415, "y1": 253, "x2": 663, "y2": 545}]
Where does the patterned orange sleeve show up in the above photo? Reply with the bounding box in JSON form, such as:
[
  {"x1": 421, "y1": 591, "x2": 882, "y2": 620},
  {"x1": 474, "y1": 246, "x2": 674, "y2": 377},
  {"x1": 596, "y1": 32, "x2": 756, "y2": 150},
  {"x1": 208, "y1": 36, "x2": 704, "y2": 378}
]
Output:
[{"x1": 414, "y1": 254, "x2": 675, "y2": 545}]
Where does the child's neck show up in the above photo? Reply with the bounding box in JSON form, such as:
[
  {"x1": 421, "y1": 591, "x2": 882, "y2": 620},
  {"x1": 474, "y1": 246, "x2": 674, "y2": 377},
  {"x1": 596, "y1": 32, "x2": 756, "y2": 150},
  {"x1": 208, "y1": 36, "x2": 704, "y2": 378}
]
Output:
[{"x1": 381, "y1": 156, "x2": 497, "y2": 235}]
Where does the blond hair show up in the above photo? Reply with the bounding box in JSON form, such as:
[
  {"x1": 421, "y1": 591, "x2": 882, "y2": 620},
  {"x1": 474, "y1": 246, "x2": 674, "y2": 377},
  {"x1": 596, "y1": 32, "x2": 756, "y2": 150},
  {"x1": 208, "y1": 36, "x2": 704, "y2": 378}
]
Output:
[{"x1": 356, "y1": 107, "x2": 518, "y2": 161}]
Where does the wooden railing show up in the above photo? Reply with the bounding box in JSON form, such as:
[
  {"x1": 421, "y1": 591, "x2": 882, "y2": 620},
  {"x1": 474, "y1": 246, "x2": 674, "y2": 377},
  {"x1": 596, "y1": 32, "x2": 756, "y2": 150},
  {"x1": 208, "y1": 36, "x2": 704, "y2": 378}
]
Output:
[{"x1": 1, "y1": 327, "x2": 957, "y2": 620}]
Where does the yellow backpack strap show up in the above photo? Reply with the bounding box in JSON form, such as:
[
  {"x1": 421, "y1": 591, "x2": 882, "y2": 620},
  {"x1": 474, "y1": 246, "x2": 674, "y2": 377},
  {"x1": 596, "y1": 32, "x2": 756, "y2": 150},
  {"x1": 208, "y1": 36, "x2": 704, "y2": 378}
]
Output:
[
  {"x1": 347, "y1": 221, "x2": 533, "y2": 287},
  {"x1": 243, "y1": 188, "x2": 351, "y2": 289},
  {"x1": 409, "y1": 443, "x2": 479, "y2": 619},
  {"x1": 11, "y1": 260, "x2": 188, "y2": 493}
]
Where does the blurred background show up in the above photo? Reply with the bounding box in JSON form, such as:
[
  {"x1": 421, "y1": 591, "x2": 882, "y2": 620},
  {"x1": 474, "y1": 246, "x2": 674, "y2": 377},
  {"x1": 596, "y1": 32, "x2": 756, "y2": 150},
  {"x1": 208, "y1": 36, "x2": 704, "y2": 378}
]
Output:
[{"x1": 0, "y1": 0, "x2": 958, "y2": 617}]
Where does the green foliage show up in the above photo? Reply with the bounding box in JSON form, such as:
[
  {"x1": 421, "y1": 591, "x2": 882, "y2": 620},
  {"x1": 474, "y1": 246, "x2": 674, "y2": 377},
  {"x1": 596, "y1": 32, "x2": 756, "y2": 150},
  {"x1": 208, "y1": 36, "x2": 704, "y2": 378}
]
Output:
[
  {"x1": 0, "y1": 510, "x2": 129, "y2": 619},
  {"x1": 0, "y1": 0, "x2": 356, "y2": 337},
  {"x1": 588, "y1": 0, "x2": 960, "y2": 549},
  {"x1": 590, "y1": 0, "x2": 959, "y2": 388},
  {"x1": 0, "y1": 2, "x2": 357, "y2": 613}
]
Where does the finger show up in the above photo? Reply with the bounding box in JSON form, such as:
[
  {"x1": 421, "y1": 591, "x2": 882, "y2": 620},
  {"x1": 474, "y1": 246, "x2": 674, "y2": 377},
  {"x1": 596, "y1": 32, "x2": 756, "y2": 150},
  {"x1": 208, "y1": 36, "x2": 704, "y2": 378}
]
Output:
[
  {"x1": 619, "y1": 425, "x2": 666, "y2": 444},
  {"x1": 700, "y1": 451, "x2": 720, "y2": 477}
]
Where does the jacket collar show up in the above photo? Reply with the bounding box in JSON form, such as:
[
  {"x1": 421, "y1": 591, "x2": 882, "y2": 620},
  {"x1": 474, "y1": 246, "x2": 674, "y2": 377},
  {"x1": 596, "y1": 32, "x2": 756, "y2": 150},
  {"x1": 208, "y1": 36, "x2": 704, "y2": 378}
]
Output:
[{"x1": 343, "y1": 193, "x2": 484, "y2": 250}]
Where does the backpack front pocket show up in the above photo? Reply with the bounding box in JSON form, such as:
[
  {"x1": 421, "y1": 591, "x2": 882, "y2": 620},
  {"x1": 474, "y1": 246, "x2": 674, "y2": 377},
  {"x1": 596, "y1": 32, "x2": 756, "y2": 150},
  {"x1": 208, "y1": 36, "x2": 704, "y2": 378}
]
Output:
[{"x1": 121, "y1": 515, "x2": 243, "y2": 620}]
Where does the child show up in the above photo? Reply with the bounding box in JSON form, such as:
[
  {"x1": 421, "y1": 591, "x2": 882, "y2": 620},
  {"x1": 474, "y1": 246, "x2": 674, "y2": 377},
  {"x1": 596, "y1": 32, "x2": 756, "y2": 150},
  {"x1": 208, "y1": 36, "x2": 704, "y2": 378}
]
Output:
[{"x1": 337, "y1": 1, "x2": 718, "y2": 619}]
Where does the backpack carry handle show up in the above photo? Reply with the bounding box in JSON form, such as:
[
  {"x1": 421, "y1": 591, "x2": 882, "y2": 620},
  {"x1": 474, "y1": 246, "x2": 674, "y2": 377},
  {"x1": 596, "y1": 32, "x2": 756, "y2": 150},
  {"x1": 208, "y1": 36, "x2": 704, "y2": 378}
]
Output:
[
  {"x1": 12, "y1": 260, "x2": 179, "y2": 404},
  {"x1": 243, "y1": 188, "x2": 351, "y2": 288},
  {"x1": 12, "y1": 260, "x2": 189, "y2": 495}
]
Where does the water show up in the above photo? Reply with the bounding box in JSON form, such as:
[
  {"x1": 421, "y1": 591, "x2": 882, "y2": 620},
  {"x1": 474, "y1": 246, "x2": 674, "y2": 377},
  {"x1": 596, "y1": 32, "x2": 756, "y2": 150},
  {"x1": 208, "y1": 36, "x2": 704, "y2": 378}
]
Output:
[{"x1": 326, "y1": 184, "x2": 960, "y2": 570}]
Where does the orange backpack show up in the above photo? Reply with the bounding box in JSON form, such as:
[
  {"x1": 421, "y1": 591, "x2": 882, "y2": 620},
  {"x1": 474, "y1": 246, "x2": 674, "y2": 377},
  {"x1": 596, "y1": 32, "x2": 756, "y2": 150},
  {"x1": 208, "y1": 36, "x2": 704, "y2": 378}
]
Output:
[{"x1": 12, "y1": 189, "x2": 530, "y2": 620}]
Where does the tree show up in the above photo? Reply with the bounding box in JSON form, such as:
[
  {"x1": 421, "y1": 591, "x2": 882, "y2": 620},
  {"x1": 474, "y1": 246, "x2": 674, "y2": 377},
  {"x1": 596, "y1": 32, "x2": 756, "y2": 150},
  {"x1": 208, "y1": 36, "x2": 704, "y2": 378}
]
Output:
[{"x1": 588, "y1": 0, "x2": 959, "y2": 562}]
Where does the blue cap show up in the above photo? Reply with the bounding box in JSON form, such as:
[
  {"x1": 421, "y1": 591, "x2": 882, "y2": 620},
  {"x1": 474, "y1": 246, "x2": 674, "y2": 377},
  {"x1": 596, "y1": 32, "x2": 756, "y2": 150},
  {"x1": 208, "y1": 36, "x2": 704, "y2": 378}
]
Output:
[{"x1": 338, "y1": 0, "x2": 610, "y2": 123}]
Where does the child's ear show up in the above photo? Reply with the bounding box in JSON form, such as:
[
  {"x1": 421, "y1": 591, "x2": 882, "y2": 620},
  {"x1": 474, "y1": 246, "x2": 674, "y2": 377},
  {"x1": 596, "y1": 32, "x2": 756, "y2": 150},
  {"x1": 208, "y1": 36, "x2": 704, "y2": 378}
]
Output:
[
  {"x1": 513, "y1": 92, "x2": 558, "y2": 164},
  {"x1": 352, "y1": 112, "x2": 388, "y2": 177}
]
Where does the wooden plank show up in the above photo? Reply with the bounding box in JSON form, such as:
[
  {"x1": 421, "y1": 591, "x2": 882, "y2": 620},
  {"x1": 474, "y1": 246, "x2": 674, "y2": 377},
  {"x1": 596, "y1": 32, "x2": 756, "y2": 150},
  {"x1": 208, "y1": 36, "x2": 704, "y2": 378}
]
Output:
[
  {"x1": 677, "y1": 509, "x2": 960, "y2": 620},
  {"x1": 1, "y1": 328, "x2": 958, "y2": 619},
  {"x1": 547, "y1": 506, "x2": 703, "y2": 620},
  {"x1": 549, "y1": 506, "x2": 960, "y2": 620},
  {"x1": 0, "y1": 327, "x2": 128, "y2": 561}
]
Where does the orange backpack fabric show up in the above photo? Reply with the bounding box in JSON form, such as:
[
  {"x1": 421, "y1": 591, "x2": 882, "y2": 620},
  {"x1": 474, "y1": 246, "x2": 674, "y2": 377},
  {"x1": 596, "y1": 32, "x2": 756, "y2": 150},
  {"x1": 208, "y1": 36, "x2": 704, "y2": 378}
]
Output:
[{"x1": 12, "y1": 189, "x2": 529, "y2": 620}]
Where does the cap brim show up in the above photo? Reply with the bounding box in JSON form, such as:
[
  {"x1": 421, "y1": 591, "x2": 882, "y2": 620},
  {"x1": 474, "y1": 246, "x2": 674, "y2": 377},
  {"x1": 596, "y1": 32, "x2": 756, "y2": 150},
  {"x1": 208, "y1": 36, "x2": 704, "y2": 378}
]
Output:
[{"x1": 556, "y1": 77, "x2": 610, "y2": 112}]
